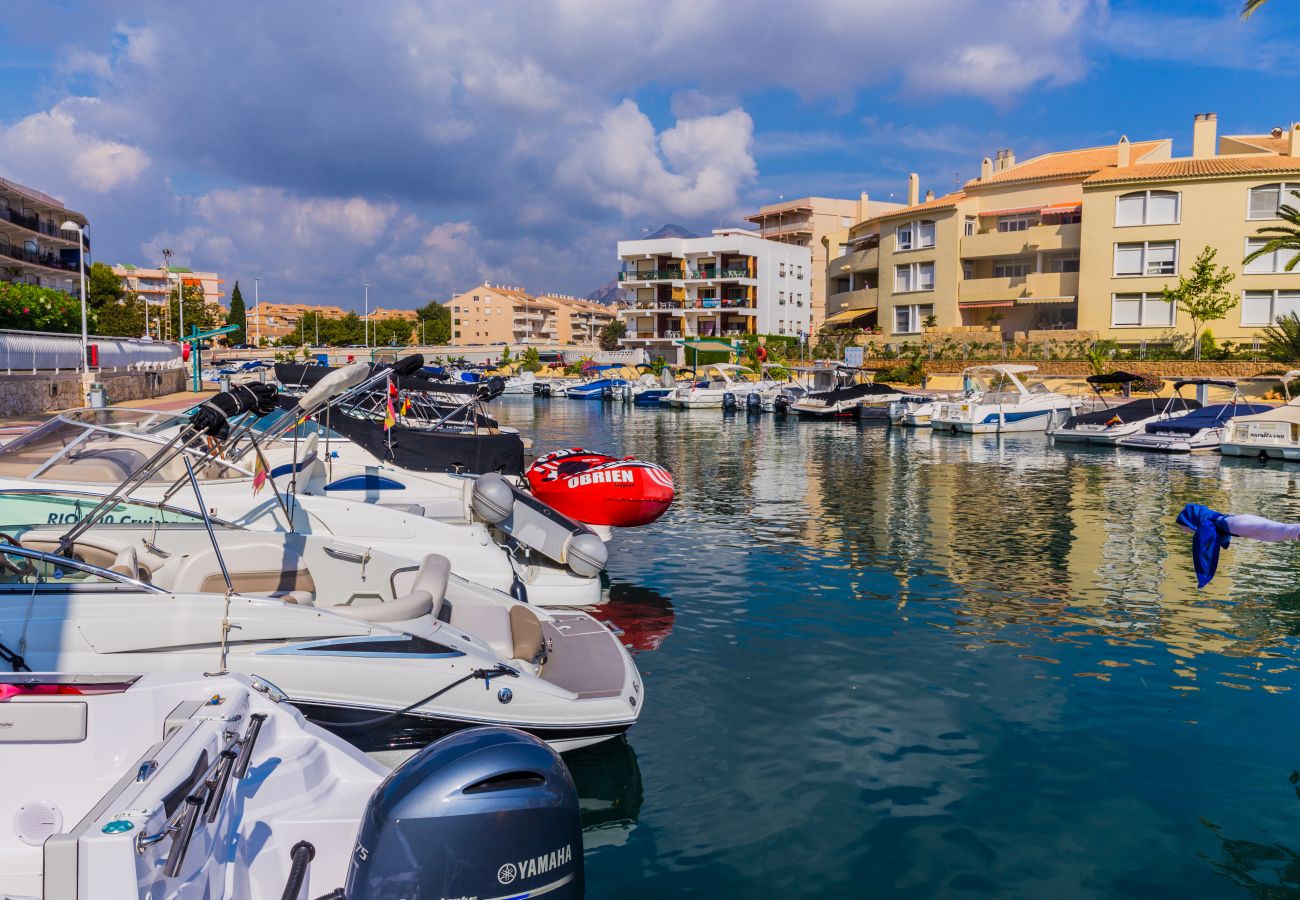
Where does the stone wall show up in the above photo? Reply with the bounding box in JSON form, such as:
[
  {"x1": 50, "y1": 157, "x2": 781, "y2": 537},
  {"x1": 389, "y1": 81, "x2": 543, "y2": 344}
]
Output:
[{"x1": 0, "y1": 369, "x2": 186, "y2": 418}]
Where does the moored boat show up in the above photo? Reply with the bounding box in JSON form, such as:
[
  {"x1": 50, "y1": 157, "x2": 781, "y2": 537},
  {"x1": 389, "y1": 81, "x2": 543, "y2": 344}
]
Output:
[
  {"x1": 1118, "y1": 379, "x2": 1271, "y2": 453},
  {"x1": 931, "y1": 364, "x2": 1080, "y2": 433},
  {"x1": 1220, "y1": 371, "x2": 1300, "y2": 459},
  {"x1": 1051, "y1": 371, "x2": 1200, "y2": 445}
]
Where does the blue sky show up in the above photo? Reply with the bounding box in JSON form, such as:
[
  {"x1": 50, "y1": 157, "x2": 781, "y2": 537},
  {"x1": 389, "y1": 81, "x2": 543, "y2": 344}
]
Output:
[{"x1": 1, "y1": 0, "x2": 1297, "y2": 311}]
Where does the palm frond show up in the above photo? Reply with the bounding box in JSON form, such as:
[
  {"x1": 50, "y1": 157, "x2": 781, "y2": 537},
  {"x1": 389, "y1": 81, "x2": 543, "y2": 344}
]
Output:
[{"x1": 1242, "y1": 0, "x2": 1269, "y2": 19}]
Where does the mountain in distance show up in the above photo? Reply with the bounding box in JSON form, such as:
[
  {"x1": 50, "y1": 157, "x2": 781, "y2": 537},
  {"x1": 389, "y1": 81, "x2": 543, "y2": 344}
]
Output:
[{"x1": 585, "y1": 223, "x2": 700, "y2": 304}]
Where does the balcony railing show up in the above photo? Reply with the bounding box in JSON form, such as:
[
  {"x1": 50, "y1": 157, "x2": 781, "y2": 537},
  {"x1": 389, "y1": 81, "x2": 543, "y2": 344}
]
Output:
[
  {"x1": 0, "y1": 207, "x2": 85, "y2": 247},
  {"x1": 634, "y1": 300, "x2": 684, "y2": 310},
  {"x1": 683, "y1": 298, "x2": 753, "y2": 310},
  {"x1": 620, "y1": 269, "x2": 682, "y2": 281},
  {"x1": 621, "y1": 267, "x2": 751, "y2": 281},
  {"x1": 0, "y1": 242, "x2": 80, "y2": 274}
]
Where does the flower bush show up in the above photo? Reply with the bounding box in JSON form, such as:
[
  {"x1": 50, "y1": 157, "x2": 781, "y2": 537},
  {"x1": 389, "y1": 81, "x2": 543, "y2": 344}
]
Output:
[{"x1": 0, "y1": 282, "x2": 89, "y2": 333}]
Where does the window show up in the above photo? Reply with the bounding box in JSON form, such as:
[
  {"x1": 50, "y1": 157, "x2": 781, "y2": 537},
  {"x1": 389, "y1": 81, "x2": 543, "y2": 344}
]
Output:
[
  {"x1": 1248, "y1": 183, "x2": 1300, "y2": 220},
  {"x1": 962, "y1": 264, "x2": 974, "y2": 280},
  {"x1": 1115, "y1": 190, "x2": 1180, "y2": 226},
  {"x1": 838, "y1": 243, "x2": 851, "y2": 256},
  {"x1": 778, "y1": 291, "x2": 786, "y2": 305},
  {"x1": 993, "y1": 261, "x2": 1031, "y2": 278},
  {"x1": 997, "y1": 214, "x2": 1035, "y2": 232},
  {"x1": 894, "y1": 262, "x2": 934, "y2": 293},
  {"x1": 1114, "y1": 241, "x2": 1177, "y2": 276},
  {"x1": 893, "y1": 303, "x2": 935, "y2": 334},
  {"x1": 1242, "y1": 290, "x2": 1300, "y2": 326},
  {"x1": 1050, "y1": 255, "x2": 1080, "y2": 273},
  {"x1": 796, "y1": 265, "x2": 804, "y2": 279},
  {"x1": 1245, "y1": 238, "x2": 1299, "y2": 274},
  {"x1": 779, "y1": 264, "x2": 786, "y2": 277},
  {"x1": 895, "y1": 220, "x2": 935, "y2": 251},
  {"x1": 1111, "y1": 293, "x2": 1175, "y2": 327},
  {"x1": 964, "y1": 216, "x2": 976, "y2": 236}
]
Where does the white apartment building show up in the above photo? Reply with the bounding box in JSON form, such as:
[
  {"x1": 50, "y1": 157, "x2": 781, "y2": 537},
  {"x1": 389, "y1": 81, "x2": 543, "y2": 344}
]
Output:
[
  {"x1": 616, "y1": 228, "x2": 813, "y2": 363},
  {"x1": 0, "y1": 176, "x2": 88, "y2": 293}
]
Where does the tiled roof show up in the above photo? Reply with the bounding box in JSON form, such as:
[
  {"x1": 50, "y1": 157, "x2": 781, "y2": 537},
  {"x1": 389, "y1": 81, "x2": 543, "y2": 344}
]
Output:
[
  {"x1": 963, "y1": 141, "x2": 1168, "y2": 188},
  {"x1": 1084, "y1": 154, "x2": 1300, "y2": 185},
  {"x1": 1223, "y1": 134, "x2": 1291, "y2": 154},
  {"x1": 868, "y1": 191, "x2": 966, "y2": 223}
]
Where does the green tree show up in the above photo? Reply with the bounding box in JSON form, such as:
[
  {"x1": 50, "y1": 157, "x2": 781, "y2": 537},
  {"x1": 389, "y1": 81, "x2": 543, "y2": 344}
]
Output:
[
  {"x1": 1159, "y1": 245, "x2": 1237, "y2": 361},
  {"x1": 227, "y1": 282, "x2": 247, "y2": 345},
  {"x1": 1260, "y1": 312, "x2": 1300, "y2": 362},
  {"x1": 416, "y1": 300, "x2": 451, "y2": 345},
  {"x1": 598, "y1": 319, "x2": 626, "y2": 351},
  {"x1": 499, "y1": 345, "x2": 512, "y2": 366},
  {"x1": 166, "y1": 282, "x2": 219, "y2": 341},
  {"x1": 520, "y1": 346, "x2": 542, "y2": 373},
  {"x1": 86, "y1": 262, "x2": 124, "y2": 310},
  {"x1": 1243, "y1": 187, "x2": 1300, "y2": 274}
]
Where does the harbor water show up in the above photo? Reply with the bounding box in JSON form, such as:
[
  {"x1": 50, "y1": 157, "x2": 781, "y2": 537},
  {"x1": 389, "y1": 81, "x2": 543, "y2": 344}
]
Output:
[{"x1": 500, "y1": 398, "x2": 1300, "y2": 899}]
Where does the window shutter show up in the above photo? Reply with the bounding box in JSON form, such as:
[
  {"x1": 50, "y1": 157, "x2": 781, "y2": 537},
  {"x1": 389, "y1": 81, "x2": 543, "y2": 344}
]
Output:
[
  {"x1": 1115, "y1": 194, "x2": 1145, "y2": 226},
  {"x1": 1114, "y1": 245, "x2": 1143, "y2": 275}
]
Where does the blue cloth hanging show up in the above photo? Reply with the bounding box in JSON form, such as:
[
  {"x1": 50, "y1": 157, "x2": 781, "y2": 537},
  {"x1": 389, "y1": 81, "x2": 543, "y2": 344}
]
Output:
[{"x1": 1176, "y1": 503, "x2": 1233, "y2": 588}]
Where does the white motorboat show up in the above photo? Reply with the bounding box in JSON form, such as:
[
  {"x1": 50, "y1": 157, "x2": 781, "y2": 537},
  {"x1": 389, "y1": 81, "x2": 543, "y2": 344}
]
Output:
[
  {"x1": 1118, "y1": 379, "x2": 1273, "y2": 453},
  {"x1": 0, "y1": 535, "x2": 641, "y2": 753},
  {"x1": 663, "y1": 364, "x2": 771, "y2": 409},
  {"x1": 1050, "y1": 372, "x2": 1199, "y2": 445},
  {"x1": 500, "y1": 370, "x2": 537, "y2": 394},
  {"x1": 931, "y1": 365, "x2": 1080, "y2": 433},
  {"x1": 0, "y1": 670, "x2": 582, "y2": 899},
  {"x1": 887, "y1": 393, "x2": 964, "y2": 427},
  {"x1": 1220, "y1": 370, "x2": 1300, "y2": 460}
]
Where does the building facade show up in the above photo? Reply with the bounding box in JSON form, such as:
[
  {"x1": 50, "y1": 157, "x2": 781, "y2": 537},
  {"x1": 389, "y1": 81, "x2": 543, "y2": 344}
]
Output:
[
  {"x1": 615, "y1": 228, "x2": 813, "y2": 363},
  {"x1": 446, "y1": 284, "x2": 615, "y2": 346},
  {"x1": 114, "y1": 265, "x2": 225, "y2": 308},
  {"x1": 745, "y1": 196, "x2": 900, "y2": 332},
  {"x1": 247, "y1": 301, "x2": 348, "y2": 344},
  {"x1": 826, "y1": 113, "x2": 1300, "y2": 344},
  {"x1": 0, "y1": 177, "x2": 88, "y2": 294}
]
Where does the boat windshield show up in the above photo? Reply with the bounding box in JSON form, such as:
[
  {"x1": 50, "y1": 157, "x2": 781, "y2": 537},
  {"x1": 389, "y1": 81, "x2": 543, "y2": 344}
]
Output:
[
  {"x1": 0, "y1": 490, "x2": 218, "y2": 532},
  {"x1": 0, "y1": 409, "x2": 251, "y2": 484},
  {"x1": 247, "y1": 408, "x2": 345, "y2": 440}
]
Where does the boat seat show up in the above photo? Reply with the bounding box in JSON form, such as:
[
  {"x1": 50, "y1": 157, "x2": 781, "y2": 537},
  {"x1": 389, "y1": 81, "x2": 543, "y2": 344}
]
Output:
[
  {"x1": 19, "y1": 534, "x2": 155, "y2": 583},
  {"x1": 245, "y1": 589, "x2": 315, "y2": 606},
  {"x1": 168, "y1": 540, "x2": 317, "y2": 597},
  {"x1": 448, "y1": 603, "x2": 545, "y2": 663},
  {"x1": 331, "y1": 554, "x2": 449, "y2": 624},
  {"x1": 109, "y1": 545, "x2": 140, "y2": 580}
]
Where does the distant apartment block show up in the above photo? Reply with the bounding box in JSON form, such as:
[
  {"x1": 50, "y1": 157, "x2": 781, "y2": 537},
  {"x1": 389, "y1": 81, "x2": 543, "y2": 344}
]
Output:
[
  {"x1": 615, "y1": 228, "x2": 813, "y2": 363},
  {"x1": 446, "y1": 283, "x2": 615, "y2": 346},
  {"x1": 825, "y1": 113, "x2": 1300, "y2": 344},
  {"x1": 114, "y1": 265, "x2": 226, "y2": 310},
  {"x1": 745, "y1": 195, "x2": 900, "y2": 332},
  {"x1": 247, "y1": 301, "x2": 347, "y2": 344},
  {"x1": 0, "y1": 176, "x2": 88, "y2": 294}
]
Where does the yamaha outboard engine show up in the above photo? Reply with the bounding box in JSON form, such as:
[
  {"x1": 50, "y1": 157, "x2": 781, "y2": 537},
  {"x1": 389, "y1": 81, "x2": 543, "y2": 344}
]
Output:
[
  {"x1": 722, "y1": 392, "x2": 737, "y2": 411},
  {"x1": 346, "y1": 727, "x2": 583, "y2": 899},
  {"x1": 746, "y1": 392, "x2": 762, "y2": 413},
  {"x1": 773, "y1": 394, "x2": 792, "y2": 415}
]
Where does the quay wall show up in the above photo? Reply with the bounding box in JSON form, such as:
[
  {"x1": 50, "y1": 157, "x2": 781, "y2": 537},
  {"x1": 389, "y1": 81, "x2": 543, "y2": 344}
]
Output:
[
  {"x1": 863, "y1": 360, "x2": 1289, "y2": 379},
  {"x1": 0, "y1": 369, "x2": 186, "y2": 418}
]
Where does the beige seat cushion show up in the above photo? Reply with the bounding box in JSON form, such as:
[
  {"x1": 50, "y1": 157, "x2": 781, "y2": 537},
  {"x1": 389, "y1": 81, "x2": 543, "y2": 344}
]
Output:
[
  {"x1": 510, "y1": 606, "x2": 544, "y2": 661},
  {"x1": 109, "y1": 545, "x2": 139, "y2": 580},
  {"x1": 335, "y1": 589, "x2": 433, "y2": 623}
]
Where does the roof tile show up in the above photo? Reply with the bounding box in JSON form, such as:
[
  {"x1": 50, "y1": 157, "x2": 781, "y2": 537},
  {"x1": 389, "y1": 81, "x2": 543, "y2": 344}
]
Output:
[
  {"x1": 962, "y1": 141, "x2": 1168, "y2": 189},
  {"x1": 1084, "y1": 154, "x2": 1300, "y2": 185}
]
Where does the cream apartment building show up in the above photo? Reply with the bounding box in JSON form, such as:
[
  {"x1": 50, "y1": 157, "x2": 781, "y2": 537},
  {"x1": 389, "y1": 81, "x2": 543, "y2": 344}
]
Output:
[
  {"x1": 745, "y1": 195, "x2": 900, "y2": 331},
  {"x1": 616, "y1": 228, "x2": 813, "y2": 364},
  {"x1": 826, "y1": 113, "x2": 1300, "y2": 345},
  {"x1": 447, "y1": 284, "x2": 615, "y2": 346},
  {"x1": 113, "y1": 265, "x2": 226, "y2": 310},
  {"x1": 0, "y1": 176, "x2": 88, "y2": 293}
]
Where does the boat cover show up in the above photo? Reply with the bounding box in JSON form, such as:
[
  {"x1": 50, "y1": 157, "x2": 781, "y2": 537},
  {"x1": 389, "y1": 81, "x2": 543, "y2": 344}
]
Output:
[
  {"x1": 812, "y1": 382, "x2": 909, "y2": 404},
  {"x1": 1062, "y1": 397, "x2": 1199, "y2": 427},
  {"x1": 1229, "y1": 400, "x2": 1300, "y2": 425},
  {"x1": 276, "y1": 363, "x2": 486, "y2": 397},
  {"x1": 1146, "y1": 403, "x2": 1272, "y2": 434},
  {"x1": 321, "y1": 407, "x2": 525, "y2": 475},
  {"x1": 1086, "y1": 371, "x2": 1142, "y2": 385}
]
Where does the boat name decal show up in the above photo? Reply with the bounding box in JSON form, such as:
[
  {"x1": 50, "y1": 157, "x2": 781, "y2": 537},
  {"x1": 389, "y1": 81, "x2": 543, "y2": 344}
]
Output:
[
  {"x1": 498, "y1": 843, "x2": 573, "y2": 883},
  {"x1": 567, "y1": 469, "x2": 635, "y2": 488}
]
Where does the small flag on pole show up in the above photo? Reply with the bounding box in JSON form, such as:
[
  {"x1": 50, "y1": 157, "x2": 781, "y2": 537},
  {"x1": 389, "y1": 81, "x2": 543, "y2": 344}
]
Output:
[
  {"x1": 252, "y1": 456, "x2": 268, "y2": 494},
  {"x1": 384, "y1": 393, "x2": 396, "y2": 431},
  {"x1": 400, "y1": 396, "x2": 411, "y2": 416}
]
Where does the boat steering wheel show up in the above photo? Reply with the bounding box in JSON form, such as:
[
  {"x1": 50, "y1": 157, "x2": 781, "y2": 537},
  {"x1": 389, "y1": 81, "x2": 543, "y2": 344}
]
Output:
[{"x1": 0, "y1": 534, "x2": 36, "y2": 577}]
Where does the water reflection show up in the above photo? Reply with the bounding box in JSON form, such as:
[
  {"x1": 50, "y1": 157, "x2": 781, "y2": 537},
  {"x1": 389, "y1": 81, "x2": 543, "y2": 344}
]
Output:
[
  {"x1": 601, "y1": 581, "x2": 675, "y2": 652},
  {"x1": 564, "y1": 737, "x2": 644, "y2": 851}
]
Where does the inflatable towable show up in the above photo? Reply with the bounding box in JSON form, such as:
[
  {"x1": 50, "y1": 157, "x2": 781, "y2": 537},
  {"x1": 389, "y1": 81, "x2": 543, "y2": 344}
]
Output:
[{"x1": 526, "y1": 448, "x2": 674, "y2": 527}]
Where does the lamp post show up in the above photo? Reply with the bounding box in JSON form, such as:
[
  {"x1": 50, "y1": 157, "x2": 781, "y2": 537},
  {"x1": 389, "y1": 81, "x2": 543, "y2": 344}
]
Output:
[
  {"x1": 364, "y1": 282, "x2": 370, "y2": 350},
  {"x1": 254, "y1": 277, "x2": 261, "y2": 347},
  {"x1": 162, "y1": 247, "x2": 182, "y2": 347},
  {"x1": 60, "y1": 221, "x2": 89, "y2": 374}
]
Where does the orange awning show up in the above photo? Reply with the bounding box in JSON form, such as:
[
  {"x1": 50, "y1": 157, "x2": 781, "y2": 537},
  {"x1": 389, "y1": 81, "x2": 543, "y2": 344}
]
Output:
[
  {"x1": 1017, "y1": 296, "x2": 1076, "y2": 305},
  {"x1": 959, "y1": 300, "x2": 1016, "y2": 309},
  {"x1": 1040, "y1": 202, "x2": 1082, "y2": 214},
  {"x1": 977, "y1": 205, "x2": 1044, "y2": 217}
]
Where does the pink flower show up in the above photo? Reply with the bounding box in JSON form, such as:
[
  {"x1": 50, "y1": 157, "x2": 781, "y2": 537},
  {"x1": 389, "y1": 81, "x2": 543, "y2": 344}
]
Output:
[{"x1": 22, "y1": 308, "x2": 28, "y2": 314}]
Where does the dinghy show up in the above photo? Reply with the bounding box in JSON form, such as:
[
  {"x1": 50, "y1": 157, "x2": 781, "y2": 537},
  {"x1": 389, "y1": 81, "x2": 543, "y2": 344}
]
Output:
[{"x1": 527, "y1": 448, "x2": 675, "y2": 527}]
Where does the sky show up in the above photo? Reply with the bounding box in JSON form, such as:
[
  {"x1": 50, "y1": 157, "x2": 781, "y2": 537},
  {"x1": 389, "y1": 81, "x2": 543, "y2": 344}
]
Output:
[{"x1": 1, "y1": 0, "x2": 1297, "y2": 312}]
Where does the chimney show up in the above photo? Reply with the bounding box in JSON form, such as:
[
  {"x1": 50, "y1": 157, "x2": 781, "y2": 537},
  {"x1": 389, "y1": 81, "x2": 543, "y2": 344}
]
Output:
[
  {"x1": 859, "y1": 191, "x2": 870, "y2": 220},
  {"x1": 981, "y1": 157, "x2": 993, "y2": 180},
  {"x1": 1192, "y1": 112, "x2": 1217, "y2": 159},
  {"x1": 1272, "y1": 126, "x2": 1285, "y2": 139},
  {"x1": 1290, "y1": 124, "x2": 1300, "y2": 157},
  {"x1": 907, "y1": 173, "x2": 919, "y2": 206},
  {"x1": 1116, "y1": 135, "x2": 1130, "y2": 168},
  {"x1": 925, "y1": 190, "x2": 934, "y2": 201},
  {"x1": 1003, "y1": 148, "x2": 1016, "y2": 169}
]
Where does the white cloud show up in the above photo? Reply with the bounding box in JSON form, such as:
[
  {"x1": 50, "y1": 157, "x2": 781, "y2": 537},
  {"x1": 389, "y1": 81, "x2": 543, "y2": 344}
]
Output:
[{"x1": 0, "y1": 98, "x2": 148, "y2": 194}]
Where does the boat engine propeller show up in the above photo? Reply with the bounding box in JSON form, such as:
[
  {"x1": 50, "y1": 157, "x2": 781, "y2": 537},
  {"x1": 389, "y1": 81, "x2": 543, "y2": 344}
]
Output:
[{"x1": 345, "y1": 727, "x2": 583, "y2": 899}]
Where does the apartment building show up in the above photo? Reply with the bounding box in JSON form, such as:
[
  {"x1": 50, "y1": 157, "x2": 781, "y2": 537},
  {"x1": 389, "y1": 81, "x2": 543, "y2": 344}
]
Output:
[
  {"x1": 616, "y1": 228, "x2": 813, "y2": 363},
  {"x1": 247, "y1": 301, "x2": 347, "y2": 344},
  {"x1": 0, "y1": 176, "x2": 88, "y2": 294},
  {"x1": 447, "y1": 284, "x2": 616, "y2": 346},
  {"x1": 826, "y1": 113, "x2": 1300, "y2": 344},
  {"x1": 114, "y1": 265, "x2": 226, "y2": 310},
  {"x1": 745, "y1": 195, "x2": 901, "y2": 331}
]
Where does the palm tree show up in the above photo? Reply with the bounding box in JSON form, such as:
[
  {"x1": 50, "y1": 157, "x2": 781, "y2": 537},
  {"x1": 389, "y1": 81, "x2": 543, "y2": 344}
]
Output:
[
  {"x1": 1243, "y1": 189, "x2": 1300, "y2": 272},
  {"x1": 1241, "y1": 0, "x2": 1270, "y2": 18},
  {"x1": 1260, "y1": 312, "x2": 1300, "y2": 362}
]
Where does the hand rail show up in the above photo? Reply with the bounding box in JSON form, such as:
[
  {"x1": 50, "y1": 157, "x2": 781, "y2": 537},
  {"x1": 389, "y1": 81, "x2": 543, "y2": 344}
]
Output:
[{"x1": 280, "y1": 841, "x2": 316, "y2": 900}]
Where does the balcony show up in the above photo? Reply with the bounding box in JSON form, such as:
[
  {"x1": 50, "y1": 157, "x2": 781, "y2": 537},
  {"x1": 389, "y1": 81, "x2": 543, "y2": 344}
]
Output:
[
  {"x1": 0, "y1": 207, "x2": 85, "y2": 247},
  {"x1": 957, "y1": 271, "x2": 1080, "y2": 305},
  {"x1": 681, "y1": 298, "x2": 755, "y2": 311},
  {"x1": 827, "y1": 287, "x2": 878, "y2": 313},
  {"x1": 619, "y1": 269, "x2": 683, "y2": 281},
  {"x1": 632, "y1": 299, "x2": 685, "y2": 311},
  {"x1": 1024, "y1": 271, "x2": 1079, "y2": 300},
  {"x1": 0, "y1": 241, "x2": 80, "y2": 274},
  {"x1": 960, "y1": 222, "x2": 1081, "y2": 258},
  {"x1": 828, "y1": 246, "x2": 879, "y2": 276}
]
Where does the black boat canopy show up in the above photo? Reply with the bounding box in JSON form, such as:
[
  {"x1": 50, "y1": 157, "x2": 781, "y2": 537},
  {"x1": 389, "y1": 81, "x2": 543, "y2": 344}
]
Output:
[
  {"x1": 1172, "y1": 378, "x2": 1237, "y2": 391},
  {"x1": 1085, "y1": 371, "x2": 1143, "y2": 385}
]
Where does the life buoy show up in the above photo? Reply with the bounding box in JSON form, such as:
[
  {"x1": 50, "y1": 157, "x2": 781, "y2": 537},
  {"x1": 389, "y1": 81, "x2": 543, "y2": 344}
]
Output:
[{"x1": 755, "y1": 346, "x2": 768, "y2": 362}]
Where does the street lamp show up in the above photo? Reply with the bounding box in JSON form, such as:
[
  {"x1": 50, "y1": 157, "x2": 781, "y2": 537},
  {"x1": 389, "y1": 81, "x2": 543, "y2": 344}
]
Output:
[
  {"x1": 162, "y1": 247, "x2": 182, "y2": 344},
  {"x1": 254, "y1": 277, "x2": 261, "y2": 347},
  {"x1": 364, "y1": 282, "x2": 370, "y2": 349},
  {"x1": 60, "y1": 221, "x2": 89, "y2": 374}
]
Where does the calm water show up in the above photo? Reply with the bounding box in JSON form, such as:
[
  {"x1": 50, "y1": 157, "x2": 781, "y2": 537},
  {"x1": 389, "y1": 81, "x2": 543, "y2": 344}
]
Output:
[{"x1": 497, "y1": 397, "x2": 1300, "y2": 899}]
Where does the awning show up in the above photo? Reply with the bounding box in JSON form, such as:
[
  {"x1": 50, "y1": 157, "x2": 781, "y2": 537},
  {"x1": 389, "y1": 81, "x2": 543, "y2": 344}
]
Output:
[
  {"x1": 822, "y1": 307, "x2": 876, "y2": 326},
  {"x1": 674, "y1": 338, "x2": 742, "y2": 353},
  {"x1": 977, "y1": 205, "x2": 1044, "y2": 217},
  {"x1": 959, "y1": 300, "x2": 1016, "y2": 309},
  {"x1": 1017, "y1": 296, "x2": 1077, "y2": 305},
  {"x1": 1040, "y1": 202, "x2": 1082, "y2": 215}
]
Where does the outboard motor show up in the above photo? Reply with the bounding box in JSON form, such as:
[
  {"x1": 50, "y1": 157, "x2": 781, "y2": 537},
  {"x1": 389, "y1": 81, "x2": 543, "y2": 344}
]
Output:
[
  {"x1": 601, "y1": 383, "x2": 613, "y2": 400},
  {"x1": 746, "y1": 392, "x2": 762, "y2": 413},
  {"x1": 722, "y1": 392, "x2": 737, "y2": 411},
  {"x1": 346, "y1": 727, "x2": 583, "y2": 900},
  {"x1": 773, "y1": 394, "x2": 792, "y2": 415}
]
